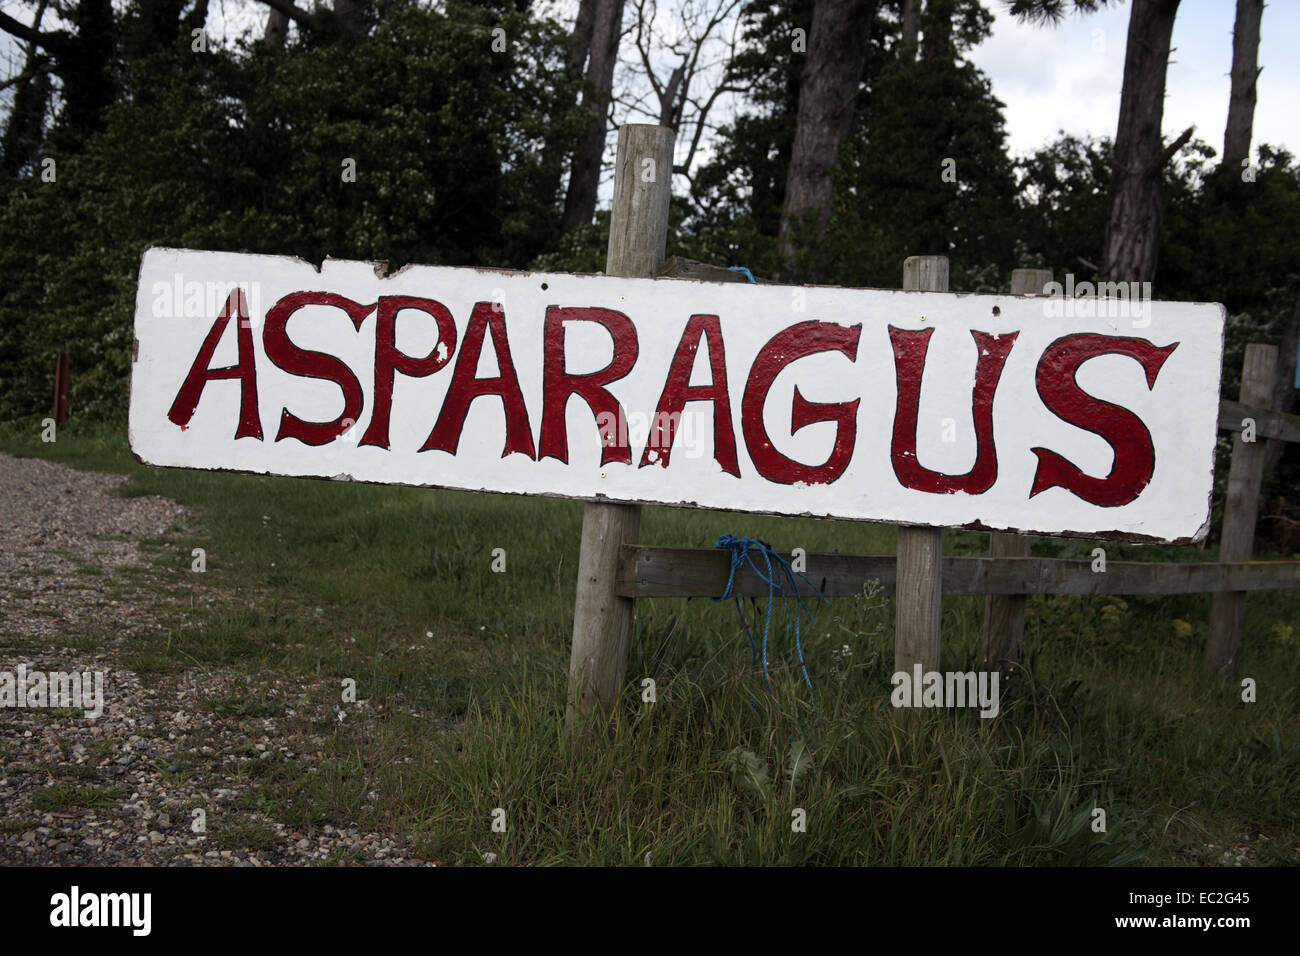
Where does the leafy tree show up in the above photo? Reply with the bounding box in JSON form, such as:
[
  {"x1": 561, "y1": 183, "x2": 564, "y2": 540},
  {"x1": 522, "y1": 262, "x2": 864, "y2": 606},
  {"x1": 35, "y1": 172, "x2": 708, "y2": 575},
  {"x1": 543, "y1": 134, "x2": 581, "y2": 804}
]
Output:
[
  {"x1": 1012, "y1": 133, "x2": 1111, "y2": 280},
  {"x1": 680, "y1": 0, "x2": 814, "y2": 276},
  {"x1": 684, "y1": 0, "x2": 1007, "y2": 286},
  {"x1": 820, "y1": 44, "x2": 1017, "y2": 290},
  {"x1": 0, "y1": 0, "x2": 585, "y2": 421}
]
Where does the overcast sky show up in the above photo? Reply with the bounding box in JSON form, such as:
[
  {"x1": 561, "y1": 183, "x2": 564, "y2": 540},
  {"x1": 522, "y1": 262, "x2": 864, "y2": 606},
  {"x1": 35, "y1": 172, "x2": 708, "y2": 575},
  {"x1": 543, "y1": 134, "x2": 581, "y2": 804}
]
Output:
[{"x1": 970, "y1": 0, "x2": 1298, "y2": 159}]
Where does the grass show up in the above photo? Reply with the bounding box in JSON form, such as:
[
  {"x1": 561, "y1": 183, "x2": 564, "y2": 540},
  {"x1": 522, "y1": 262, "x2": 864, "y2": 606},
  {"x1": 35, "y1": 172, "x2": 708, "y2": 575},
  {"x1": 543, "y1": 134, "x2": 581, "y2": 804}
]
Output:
[
  {"x1": 209, "y1": 820, "x2": 282, "y2": 852},
  {"x1": 1, "y1": 418, "x2": 1297, "y2": 865},
  {"x1": 32, "y1": 784, "x2": 124, "y2": 811}
]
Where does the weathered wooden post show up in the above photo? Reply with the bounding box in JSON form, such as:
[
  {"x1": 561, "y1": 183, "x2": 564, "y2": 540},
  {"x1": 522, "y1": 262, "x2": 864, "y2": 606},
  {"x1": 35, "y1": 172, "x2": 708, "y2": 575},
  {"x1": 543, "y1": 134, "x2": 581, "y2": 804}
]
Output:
[
  {"x1": 53, "y1": 351, "x2": 70, "y2": 425},
  {"x1": 980, "y1": 267, "x2": 1053, "y2": 672},
  {"x1": 894, "y1": 256, "x2": 948, "y2": 678},
  {"x1": 1205, "y1": 343, "x2": 1278, "y2": 677},
  {"x1": 566, "y1": 124, "x2": 674, "y2": 731}
]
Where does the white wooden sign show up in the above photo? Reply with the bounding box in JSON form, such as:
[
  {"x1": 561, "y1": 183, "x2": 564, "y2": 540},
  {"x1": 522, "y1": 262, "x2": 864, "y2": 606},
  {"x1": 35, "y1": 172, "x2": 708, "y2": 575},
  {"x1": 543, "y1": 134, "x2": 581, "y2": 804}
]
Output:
[{"x1": 129, "y1": 247, "x2": 1225, "y2": 542}]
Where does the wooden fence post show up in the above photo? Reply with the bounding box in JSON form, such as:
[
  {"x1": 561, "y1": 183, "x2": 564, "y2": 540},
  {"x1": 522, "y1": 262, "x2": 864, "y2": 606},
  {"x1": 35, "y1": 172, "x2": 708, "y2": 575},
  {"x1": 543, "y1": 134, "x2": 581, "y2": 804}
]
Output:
[
  {"x1": 53, "y1": 351, "x2": 70, "y2": 426},
  {"x1": 566, "y1": 124, "x2": 674, "y2": 732},
  {"x1": 981, "y1": 268, "x2": 1052, "y2": 673},
  {"x1": 1205, "y1": 343, "x2": 1278, "y2": 677},
  {"x1": 894, "y1": 256, "x2": 949, "y2": 679}
]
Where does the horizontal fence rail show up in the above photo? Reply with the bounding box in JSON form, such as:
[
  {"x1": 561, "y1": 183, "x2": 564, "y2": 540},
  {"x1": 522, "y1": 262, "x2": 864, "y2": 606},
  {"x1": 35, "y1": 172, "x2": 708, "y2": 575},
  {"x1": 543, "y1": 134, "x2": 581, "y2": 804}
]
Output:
[
  {"x1": 618, "y1": 546, "x2": 1300, "y2": 600},
  {"x1": 1217, "y1": 400, "x2": 1300, "y2": 443}
]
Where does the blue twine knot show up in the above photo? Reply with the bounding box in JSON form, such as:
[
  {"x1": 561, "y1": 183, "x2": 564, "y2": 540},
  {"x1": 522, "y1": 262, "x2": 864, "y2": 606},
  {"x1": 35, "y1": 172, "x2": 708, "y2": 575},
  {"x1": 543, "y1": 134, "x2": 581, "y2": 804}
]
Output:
[{"x1": 712, "y1": 534, "x2": 829, "y2": 695}]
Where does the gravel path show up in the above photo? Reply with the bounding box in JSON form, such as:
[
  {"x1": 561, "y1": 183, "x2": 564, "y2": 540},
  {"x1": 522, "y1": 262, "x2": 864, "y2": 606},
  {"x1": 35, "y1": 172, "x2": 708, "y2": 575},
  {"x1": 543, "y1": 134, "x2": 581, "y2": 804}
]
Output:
[{"x1": 0, "y1": 452, "x2": 432, "y2": 866}]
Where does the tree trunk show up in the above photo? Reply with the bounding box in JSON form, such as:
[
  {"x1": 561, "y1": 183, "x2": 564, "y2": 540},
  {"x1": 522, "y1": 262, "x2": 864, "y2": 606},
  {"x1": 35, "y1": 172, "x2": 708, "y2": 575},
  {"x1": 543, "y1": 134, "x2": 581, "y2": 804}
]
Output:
[
  {"x1": 920, "y1": 0, "x2": 954, "y2": 62},
  {"x1": 776, "y1": 0, "x2": 874, "y2": 279},
  {"x1": 35, "y1": 0, "x2": 116, "y2": 154},
  {"x1": 333, "y1": 0, "x2": 367, "y2": 37},
  {"x1": 1, "y1": 70, "x2": 51, "y2": 178},
  {"x1": 537, "y1": 0, "x2": 598, "y2": 220},
  {"x1": 899, "y1": 0, "x2": 920, "y2": 61},
  {"x1": 1222, "y1": 0, "x2": 1263, "y2": 167},
  {"x1": 657, "y1": 65, "x2": 684, "y2": 127},
  {"x1": 0, "y1": 0, "x2": 51, "y2": 178},
  {"x1": 0, "y1": 0, "x2": 116, "y2": 160},
  {"x1": 1099, "y1": 0, "x2": 1182, "y2": 284},
  {"x1": 183, "y1": 0, "x2": 210, "y2": 36},
  {"x1": 137, "y1": 0, "x2": 186, "y2": 48},
  {"x1": 567, "y1": 0, "x2": 598, "y2": 78},
  {"x1": 263, "y1": 8, "x2": 289, "y2": 47},
  {"x1": 561, "y1": 0, "x2": 626, "y2": 232}
]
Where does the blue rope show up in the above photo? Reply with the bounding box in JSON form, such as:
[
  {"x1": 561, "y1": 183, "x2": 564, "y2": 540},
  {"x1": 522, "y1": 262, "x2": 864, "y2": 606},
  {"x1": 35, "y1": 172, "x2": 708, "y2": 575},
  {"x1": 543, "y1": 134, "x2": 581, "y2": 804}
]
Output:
[
  {"x1": 727, "y1": 266, "x2": 756, "y2": 284},
  {"x1": 711, "y1": 535, "x2": 829, "y2": 697}
]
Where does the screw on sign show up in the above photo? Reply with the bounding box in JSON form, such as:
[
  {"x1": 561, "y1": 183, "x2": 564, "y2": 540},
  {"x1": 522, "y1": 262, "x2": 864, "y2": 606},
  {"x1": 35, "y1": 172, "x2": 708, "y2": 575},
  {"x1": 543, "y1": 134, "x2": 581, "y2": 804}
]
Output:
[{"x1": 130, "y1": 247, "x2": 1224, "y2": 545}]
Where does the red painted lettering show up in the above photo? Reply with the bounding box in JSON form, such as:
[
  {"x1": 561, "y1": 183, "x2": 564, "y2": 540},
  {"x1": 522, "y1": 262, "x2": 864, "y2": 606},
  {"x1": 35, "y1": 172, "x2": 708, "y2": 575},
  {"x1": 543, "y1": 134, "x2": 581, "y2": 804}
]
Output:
[
  {"x1": 741, "y1": 321, "x2": 861, "y2": 485},
  {"x1": 168, "y1": 290, "x2": 262, "y2": 440},
  {"x1": 423, "y1": 302, "x2": 534, "y2": 458},
  {"x1": 539, "y1": 306, "x2": 639, "y2": 466},
  {"x1": 640, "y1": 314, "x2": 738, "y2": 476},
  {"x1": 889, "y1": 327, "x2": 1018, "y2": 495},
  {"x1": 360, "y1": 296, "x2": 457, "y2": 449},
  {"x1": 1030, "y1": 334, "x2": 1176, "y2": 506},
  {"x1": 263, "y1": 291, "x2": 374, "y2": 446}
]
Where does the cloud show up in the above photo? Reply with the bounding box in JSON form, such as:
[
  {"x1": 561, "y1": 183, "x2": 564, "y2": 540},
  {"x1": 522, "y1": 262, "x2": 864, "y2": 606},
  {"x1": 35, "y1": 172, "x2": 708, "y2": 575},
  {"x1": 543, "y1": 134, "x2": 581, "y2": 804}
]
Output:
[{"x1": 971, "y1": 0, "x2": 1299, "y2": 160}]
